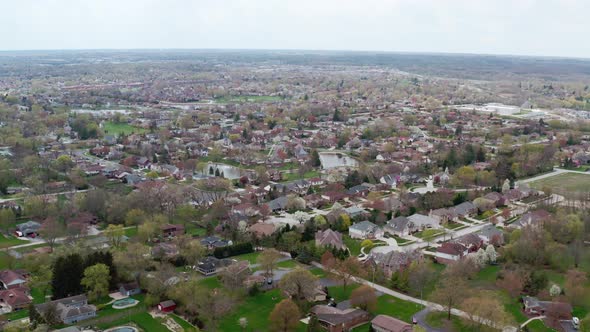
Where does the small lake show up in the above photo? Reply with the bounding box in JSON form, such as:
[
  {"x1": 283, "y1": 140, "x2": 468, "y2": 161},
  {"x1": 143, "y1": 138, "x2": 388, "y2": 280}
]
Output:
[
  {"x1": 319, "y1": 152, "x2": 359, "y2": 169},
  {"x1": 202, "y1": 163, "x2": 243, "y2": 179}
]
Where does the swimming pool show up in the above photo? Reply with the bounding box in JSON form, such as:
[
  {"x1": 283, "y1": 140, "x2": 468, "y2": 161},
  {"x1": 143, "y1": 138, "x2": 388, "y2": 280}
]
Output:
[
  {"x1": 112, "y1": 298, "x2": 139, "y2": 309},
  {"x1": 105, "y1": 326, "x2": 138, "y2": 332}
]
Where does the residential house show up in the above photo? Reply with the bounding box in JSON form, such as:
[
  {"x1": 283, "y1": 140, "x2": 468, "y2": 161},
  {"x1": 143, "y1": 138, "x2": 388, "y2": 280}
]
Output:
[
  {"x1": 349, "y1": 221, "x2": 383, "y2": 239},
  {"x1": 477, "y1": 225, "x2": 504, "y2": 246},
  {"x1": 119, "y1": 282, "x2": 141, "y2": 297},
  {"x1": 315, "y1": 229, "x2": 346, "y2": 250},
  {"x1": 345, "y1": 206, "x2": 370, "y2": 220},
  {"x1": 346, "y1": 184, "x2": 370, "y2": 197},
  {"x1": 0, "y1": 270, "x2": 28, "y2": 290},
  {"x1": 195, "y1": 256, "x2": 235, "y2": 276},
  {"x1": 0, "y1": 288, "x2": 31, "y2": 313},
  {"x1": 35, "y1": 295, "x2": 97, "y2": 324},
  {"x1": 310, "y1": 305, "x2": 370, "y2": 332},
  {"x1": 523, "y1": 296, "x2": 572, "y2": 318},
  {"x1": 161, "y1": 224, "x2": 185, "y2": 238},
  {"x1": 511, "y1": 210, "x2": 552, "y2": 229},
  {"x1": 451, "y1": 201, "x2": 477, "y2": 218},
  {"x1": 384, "y1": 214, "x2": 439, "y2": 237},
  {"x1": 371, "y1": 315, "x2": 413, "y2": 332},
  {"x1": 267, "y1": 196, "x2": 288, "y2": 212},
  {"x1": 15, "y1": 221, "x2": 41, "y2": 237},
  {"x1": 368, "y1": 250, "x2": 422, "y2": 277},
  {"x1": 200, "y1": 236, "x2": 231, "y2": 249},
  {"x1": 429, "y1": 208, "x2": 457, "y2": 224}
]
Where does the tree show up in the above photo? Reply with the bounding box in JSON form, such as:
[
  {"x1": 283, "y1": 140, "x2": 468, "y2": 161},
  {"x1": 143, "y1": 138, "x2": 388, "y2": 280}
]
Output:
[
  {"x1": 81, "y1": 263, "x2": 111, "y2": 301},
  {"x1": 485, "y1": 245, "x2": 497, "y2": 264},
  {"x1": 408, "y1": 261, "x2": 436, "y2": 300},
  {"x1": 432, "y1": 277, "x2": 470, "y2": 320},
  {"x1": 474, "y1": 248, "x2": 488, "y2": 267},
  {"x1": 51, "y1": 253, "x2": 85, "y2": 299},
  {"x1": 179, "y1": 239, "x2": 206, "y2": 267},
  {"x1": 350, "y1": 285, "x2": 377, "y2": 311},
  {"x1": 462, "y1": 292, "x2": 512, "y2": 330},
  {"x1": 125, "y1": 209, "x2": 146, "y2": 227},
  {"x1": 550, "y1": 284, "x2": 562, "y2": 297},
  {"x1": 279, "y1": 269, "x2": 320, "y2": 301},
  {"x1": 565, "y1": 269, "x2": 588, "y2": 306},
  {"x1": 0, "y1": 208, "x2": 16, "y2": 234},
  {"x1": 269, "y1": 299, "x2": 301, "y2": 332},
  {"x1": 39, "y1": 217, "x2": 65, "y2": 250},
  {"x1": 496, "y1": 269, "x2": 525, "y2": 297},
  {"x1": 311, "y1": 149, "x2": 321, "y2": 167},
  {"x1": 103, "y1": 224, "x2": 125, "y2": 248},
  {"x1": 257, "y1": 249, "x2": 283, "y2": 277},
  {"x1": 334, "y1": 257, "x2": 365, "y2": 292}
]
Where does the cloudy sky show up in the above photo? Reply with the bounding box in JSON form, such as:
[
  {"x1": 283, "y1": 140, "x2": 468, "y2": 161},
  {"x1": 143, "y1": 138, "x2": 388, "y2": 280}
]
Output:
[{"x1": 1, "y1": 0, "x2": 589, "y2": 58}]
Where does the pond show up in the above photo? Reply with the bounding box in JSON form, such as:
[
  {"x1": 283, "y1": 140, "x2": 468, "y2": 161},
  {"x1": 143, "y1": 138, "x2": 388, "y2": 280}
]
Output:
[
  {"x1": 319, "y1": 152, "x2": 359, "y2": 169},
  {"x1": 202, "y1": 163, "x2": 243, "y2": 180}
]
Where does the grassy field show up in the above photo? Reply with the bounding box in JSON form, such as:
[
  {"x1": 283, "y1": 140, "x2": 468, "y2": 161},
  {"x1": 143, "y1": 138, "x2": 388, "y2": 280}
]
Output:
[
  {"x1": 96, "y1": 311, "x2": 168, "y2": 331},
  {"x1": 528, "y1": 172, "x2": 590, "y2": 194},
  {"x1": 343, "y1": 235, "x2": 363, "y2": 256},
  {"x1": 0, "y1": 234, "x2": 28, "y2": 249},
  {"x1": 232, "y1": 251, "x2": 261, "y2": 264},
  {"x1": 281, "y1": 170, "x2": 321, "y2": 182},
  {"x1": 103, "y1": 121, "x2": 146, "y2": 136},
  {"x1": 218, "y1": 288, "x2": 284, "y2": 331},
  {"x1": 327, "y1": 284, "x2": 360, "y2": 302}
]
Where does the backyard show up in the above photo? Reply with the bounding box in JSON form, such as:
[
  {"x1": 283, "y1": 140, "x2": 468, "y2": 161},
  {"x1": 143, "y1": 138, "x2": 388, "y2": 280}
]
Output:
[
  {"x1": 102, "y1": 121, "x2": 147, "y2": 136},
  {"x1": 528, "y1": 172, "x2": 590, "y2": 195}
]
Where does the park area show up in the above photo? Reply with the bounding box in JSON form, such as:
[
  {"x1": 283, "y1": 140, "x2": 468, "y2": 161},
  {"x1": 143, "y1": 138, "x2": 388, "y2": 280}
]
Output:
[
  {"x1": 102, "y1": 122, "x2": 147, "y2": 136},
  {"x1": 527, "y1": 172, "x2": 590, "y2": 198}
]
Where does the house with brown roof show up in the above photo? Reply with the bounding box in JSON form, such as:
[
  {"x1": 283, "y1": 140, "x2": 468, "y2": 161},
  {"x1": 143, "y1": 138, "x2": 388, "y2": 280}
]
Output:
[
  {"x1": 310, "y1": 305, "x2": 370, "y2": 332},
  {"x1": 161, "y1": 224, "x2": 185, "y2": 237},
  {"x1": 371, "y1": 314, "x2": 413, "y2": 332},
  {"x1": 0, "y1": 270, "x2": 28, "y2": 290},
  {"x1": 0, "y1": 288, "x2": 31, "y2": 313}
]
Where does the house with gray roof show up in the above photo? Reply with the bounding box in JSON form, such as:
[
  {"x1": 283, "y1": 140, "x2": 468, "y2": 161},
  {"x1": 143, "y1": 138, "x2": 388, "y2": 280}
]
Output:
[
  {"x1": 384, "y1": 214, "x2": 440, "y2": 237},
  {"x1": 35, "y1": 294, "x2": 96, "y2": 324},
  {"x1": 349, "y1": 221, "x2": 383, "y2": 239},
  {"x1": 315, "y1": 229, "x2": 346, "y2": 250}
]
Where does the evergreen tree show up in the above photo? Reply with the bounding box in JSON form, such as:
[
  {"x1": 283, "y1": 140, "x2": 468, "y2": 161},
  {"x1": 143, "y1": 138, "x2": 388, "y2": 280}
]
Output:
[{"x1": 51, "y1": 253, "x2": 84, "y2": 299}]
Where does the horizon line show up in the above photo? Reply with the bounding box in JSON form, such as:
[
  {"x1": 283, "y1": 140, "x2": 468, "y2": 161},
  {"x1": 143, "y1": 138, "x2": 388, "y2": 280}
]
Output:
[{"x1": 0, "y1": 47, "x2": 588, "y2": 61}]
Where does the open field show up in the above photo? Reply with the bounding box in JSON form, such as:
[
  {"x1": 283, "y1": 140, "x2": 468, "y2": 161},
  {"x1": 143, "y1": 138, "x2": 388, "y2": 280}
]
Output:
[
  {"x1": 528, "y1": 172, "x2": 590, "y2": 194},
  {"x1": 102, "y1": 121, "x2": 147, "y2": 136}
]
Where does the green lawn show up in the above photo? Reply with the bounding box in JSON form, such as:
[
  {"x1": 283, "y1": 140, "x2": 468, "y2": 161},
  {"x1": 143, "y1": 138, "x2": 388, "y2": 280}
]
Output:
[
  {"x1": 309, "y1": 267, "x2": 328, "y2": 278},
  {"x1": 281, "y1": 170, "x2": 320, "y2": 182},
  {"x1": 96, "y1": 311, "x2": 168, "y2": 332},
  {"x1": 413, "y1": 229, "x2": 445, "y2": 239},
  {"x1": 233, "y1": 252, "x2": 261, "y2": 264},
  {"x1": 444, "y1": 222, "x2": 465, "y2": 230},
  {"x1": 391, "y1": 235, "x2": 411, "y2": 244},
  {"x1": 327, "y1": 284, "x2": 360, "y2": 302},
  {"x1": 343, "y1": 236, "x2": 363, "y2": 256},
  {"x1": 276, "y1": 260, "x2": 299, "y2": 269},
  {"x1": 373, "y1": 295, "x2": 424, "y2": 323},
  {"x1": 0, "y1": 234, "x2": 28, "y2": 249},
  {"x1": 527, "y1": 319, "x2": 557, "y2": 332},
  {"x1": 102, "y1": 121, "x2": 146, "y2": 136},
  {"x1": 218, "y1": 288, "x2": 284, "y2": 331},
  {"x1": 425, "y1": 311, "x2": 473, "y2": 332},
  {"x1": 199, "y1": 276, "x2": 222, "y2": 290},
  {"x1": 471, "y1": 265, "x2": 501, "y2": 285},
  {"x1": 124, "y1": 227, "x2": 138, "y2": 238},
  {"x1": 528, "y1": 172, "x2": 590, "y2": 196}
]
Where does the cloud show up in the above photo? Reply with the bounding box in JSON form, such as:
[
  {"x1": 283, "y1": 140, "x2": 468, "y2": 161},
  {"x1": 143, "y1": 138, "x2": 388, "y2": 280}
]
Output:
[{"x1": 1, "y1": 0, "x2": 589, "y2": 58}]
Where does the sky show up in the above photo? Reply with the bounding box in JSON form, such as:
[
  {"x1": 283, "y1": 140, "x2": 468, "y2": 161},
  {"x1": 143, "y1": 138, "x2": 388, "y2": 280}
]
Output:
[{"x1": 1, "y1": 0, "x2": 589, "y2": 58}]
